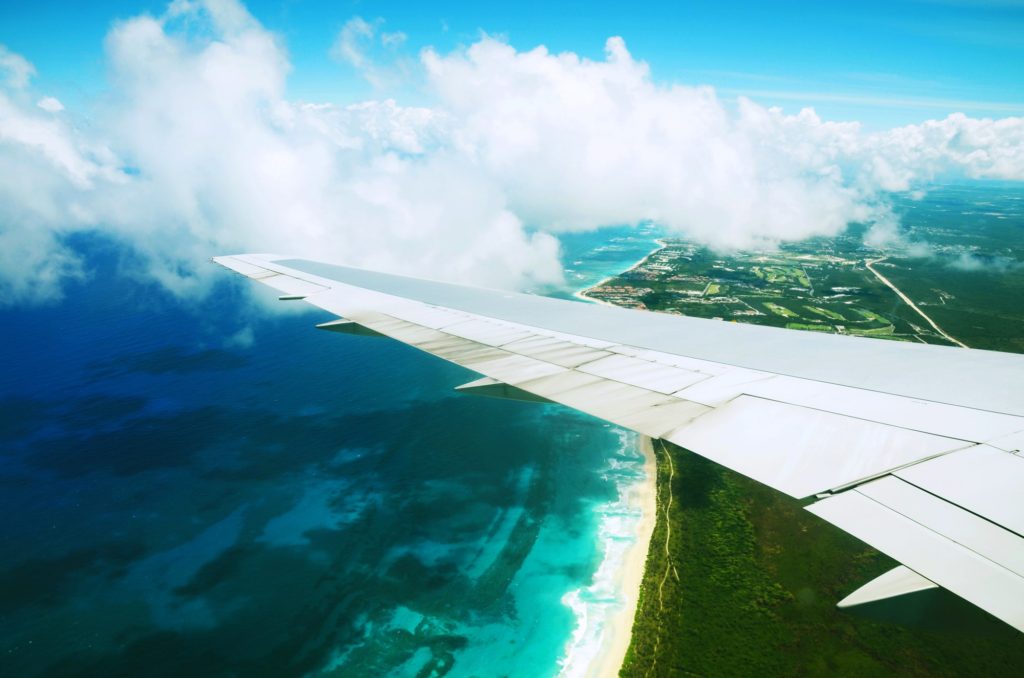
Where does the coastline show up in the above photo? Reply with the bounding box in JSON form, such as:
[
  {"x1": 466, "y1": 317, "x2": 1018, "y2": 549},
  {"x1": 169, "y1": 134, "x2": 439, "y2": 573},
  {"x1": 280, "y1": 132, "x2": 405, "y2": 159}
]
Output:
[
  {"x1": 558, "y1": 434, "x2": 658, "y2": 678},
  {"x1": 572, "y1": 238, "x2": 667, "y2": 307},
  {"x1": 594, "y1": 435, "x2": 657, "y2": 677}
]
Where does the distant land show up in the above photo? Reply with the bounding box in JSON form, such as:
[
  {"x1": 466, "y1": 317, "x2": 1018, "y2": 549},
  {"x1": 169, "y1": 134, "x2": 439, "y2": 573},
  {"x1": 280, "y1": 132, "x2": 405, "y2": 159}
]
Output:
[{"x1": 582, "y1": 184, "x2": 1024, "y2": 353}]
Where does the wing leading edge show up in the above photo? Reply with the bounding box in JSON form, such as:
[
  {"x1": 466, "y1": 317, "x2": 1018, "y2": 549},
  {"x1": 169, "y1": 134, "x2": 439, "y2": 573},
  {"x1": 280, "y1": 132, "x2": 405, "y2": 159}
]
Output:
[{"x1": 214, "y1": 253, "x2": 1024, "y2": 632}]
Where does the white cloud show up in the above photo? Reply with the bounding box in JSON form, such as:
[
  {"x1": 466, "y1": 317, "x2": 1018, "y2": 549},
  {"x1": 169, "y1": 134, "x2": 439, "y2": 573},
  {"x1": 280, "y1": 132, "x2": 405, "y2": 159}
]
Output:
[
  {"x1": 949, "y1": 251, "x2": 1023, "y2": 272},
  {"x1": 0, "y1": 45, "x2": 35, "y2": 89},
  {"x1": 0, "y1": 1, "x2": 1021, "y2": 308},
  {"x1": 423, "y1": 39, "x2": 870, "y2": 248},
  {"x1": 331, "y1": 16, "x2": 375, "y2": 71},
  {"x1": 423, "y1": 38, "x2": 1023, "y2": 248},
  {"x1": 381, "y1": 31, "x2": 407, "y2": 48},
  {"x1": 0, "y1": 5, "x2": 562, "y2": 305},
  {"x1": 868, "y1": 114, "x2": 1024, "y2": 185},
  {"x1": 330, "y1": 17, "x2": 412, "y2": 89},
  {"x1": 36, "y1": 96, "x2": 64, "y2": 112}
]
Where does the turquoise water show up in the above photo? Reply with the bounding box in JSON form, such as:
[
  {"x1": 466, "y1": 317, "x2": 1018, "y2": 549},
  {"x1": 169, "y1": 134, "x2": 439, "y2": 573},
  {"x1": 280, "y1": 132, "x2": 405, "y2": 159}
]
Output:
[
  {"x1": 0, "y1": 231, "x2": 657, "y2": 677},
  {"x1": 555, "y1": 224, "x2": 663, "y2": 296}
]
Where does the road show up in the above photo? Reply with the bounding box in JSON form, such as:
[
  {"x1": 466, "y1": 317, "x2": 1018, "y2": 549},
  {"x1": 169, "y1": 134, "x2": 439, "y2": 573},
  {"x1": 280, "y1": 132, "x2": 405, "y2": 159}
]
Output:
[{"x1": 865, "y1": 257, "x2": 969, "y2": 348}]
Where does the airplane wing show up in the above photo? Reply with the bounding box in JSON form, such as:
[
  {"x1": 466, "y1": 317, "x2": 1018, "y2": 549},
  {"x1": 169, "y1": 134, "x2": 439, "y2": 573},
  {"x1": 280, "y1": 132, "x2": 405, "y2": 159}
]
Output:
[{"x1": 213, "y1": 253, "x2": 1024, "y2": 632}]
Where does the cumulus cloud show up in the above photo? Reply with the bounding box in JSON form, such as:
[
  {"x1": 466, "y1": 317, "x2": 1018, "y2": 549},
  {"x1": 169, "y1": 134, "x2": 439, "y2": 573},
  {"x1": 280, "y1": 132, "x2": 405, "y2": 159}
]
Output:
[
  {"x1": 0, "y1": 45, "x2": 35, "y2": 89},
  {"x1": 330, "y1": 16, "x2": 413, "y2": 89},
  {"x1": 422, "y1": 38, "x2": 1023, "y2": 248},
  {"x1": 0, "y1": 0, "x2": 1022, "y2": 307},
  {"x1": 36, "y1": 96, "x2": 64, "y2": 112},
  {"x1": 0, "y1": 1, "x2": 561, "y2": 303},
  {"x1": 867, "y1": 114, "x2": 1024, "y2": 187},
  {"x1": 424, "y1": 40, "x2": 870, "y2": 248},
  {"x1": 949, "y1": 251, "x2": 1024, "y2": 272}
]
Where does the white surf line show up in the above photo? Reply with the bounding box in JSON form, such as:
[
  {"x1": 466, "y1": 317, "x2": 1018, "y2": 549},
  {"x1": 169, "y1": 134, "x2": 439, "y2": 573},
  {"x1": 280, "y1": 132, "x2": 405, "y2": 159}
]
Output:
[
  {"x1": 573, "y1": 239, "x2": 668, "y2": 305},
  {"x1": 865, "y1": 257, "x2": 969, "y2": 349}
]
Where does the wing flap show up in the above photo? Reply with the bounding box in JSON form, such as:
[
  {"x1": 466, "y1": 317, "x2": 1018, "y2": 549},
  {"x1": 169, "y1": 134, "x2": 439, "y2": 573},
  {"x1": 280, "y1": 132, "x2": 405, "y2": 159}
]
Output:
[
  {"x1": 988, "y1": 430, "x2": 1024, "y2": 453},
  {"x1": 577, "y1": 353, "x2": 711, "y2": 395},
  {"x1": 665, "y1": 395, "x2": 971, "y2": 498},
  {"x1": 746, "y1": 376, "x2": 1024, "y2": 443},
  {"x1": 670, "y1": 368, "x2": 777, "y2": 406},
  {"x1": 441, "y1": 318, "x2": 537, "y2": 347},
  {"x1": 894, "y1": 444, "x2": 1024, "y2": 536},
  {"x1": 500, "y1": 335, "x2": 614, "y2": 368},
  {"x1": 808, "y1": 479, "x2": 1024, "y2": 632},
  {"x1": 858, "y1": 475, "x2": 1024, "y2": 577}
]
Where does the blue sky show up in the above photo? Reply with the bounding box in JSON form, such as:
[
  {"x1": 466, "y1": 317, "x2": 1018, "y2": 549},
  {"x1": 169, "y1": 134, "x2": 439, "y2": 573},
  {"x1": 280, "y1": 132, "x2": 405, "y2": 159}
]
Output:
[{"x1": 2, "y1": 0, "x2": 1023, "y2": 128}]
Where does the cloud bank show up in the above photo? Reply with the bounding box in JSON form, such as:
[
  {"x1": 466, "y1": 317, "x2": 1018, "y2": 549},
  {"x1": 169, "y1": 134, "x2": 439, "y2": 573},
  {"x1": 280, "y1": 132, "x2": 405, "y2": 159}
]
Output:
[{"x1": 0, "y1": 0, "x2": 1022, "y2": 305}]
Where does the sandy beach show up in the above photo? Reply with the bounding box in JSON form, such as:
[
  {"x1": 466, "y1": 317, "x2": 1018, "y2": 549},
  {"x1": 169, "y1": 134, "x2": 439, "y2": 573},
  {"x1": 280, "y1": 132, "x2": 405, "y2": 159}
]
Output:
[
  {"x1": 573, "y1": 239, "x2": 667, "y2": 307},
  {"x1": 590, "y1": 435, "x2": 657, "y2": 677},
  {"x1": 557, "y1": 433, "x2": 659, "y2": 677}
]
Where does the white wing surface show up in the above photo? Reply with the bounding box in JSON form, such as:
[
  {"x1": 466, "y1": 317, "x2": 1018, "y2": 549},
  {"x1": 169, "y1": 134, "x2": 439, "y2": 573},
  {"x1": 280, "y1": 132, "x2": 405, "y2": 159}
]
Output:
[{"x1": 214, "y1": 253, "x2": 1024, "y2": 632}]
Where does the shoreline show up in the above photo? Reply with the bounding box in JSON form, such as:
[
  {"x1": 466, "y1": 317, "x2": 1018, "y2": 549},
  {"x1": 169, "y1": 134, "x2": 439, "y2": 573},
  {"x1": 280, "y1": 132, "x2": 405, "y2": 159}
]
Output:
[
  {"x1": 572, "y1": 239, "x2": 667, "y2": 307},
  {"x1": 593, "y1": 435, "x2": 657, "y2": 677},
  {"x1": 558, "y1": 434, "x2": 658, "y2": 678}
]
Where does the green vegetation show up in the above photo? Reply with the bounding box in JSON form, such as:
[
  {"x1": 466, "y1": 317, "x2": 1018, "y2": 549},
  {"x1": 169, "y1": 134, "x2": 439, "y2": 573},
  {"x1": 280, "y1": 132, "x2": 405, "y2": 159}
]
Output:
[
  {"x1": 621, "y1": 441, "x2": 1024, "y2": 677},
  {"x1": 882, "y1": 258, "x2": 1024, "y2": 353},
  {"x1": 786, "y1": 322, "x2": 833, "y2": 332},
  {"x1": 805, "y1": 305, "x2": 845, "y2": 321},
  {"x1": 848, "y1": 325, "x2": 897, "y2": 336},
  {"x1": 640, "y1": 289, "x2": 679, "y2": 310},
  {"x1": 585, "y1": 235, "x2": 997, "y2": 344},
  {"x1": 753, "y1": 265, "x2": 811, "y2": 288},
  {"x1": 852, "y1": 307, "x2": 889, "y2": 324},
  {"x1": 764, "y1": 302, "x2": 799, "y2": 318}
]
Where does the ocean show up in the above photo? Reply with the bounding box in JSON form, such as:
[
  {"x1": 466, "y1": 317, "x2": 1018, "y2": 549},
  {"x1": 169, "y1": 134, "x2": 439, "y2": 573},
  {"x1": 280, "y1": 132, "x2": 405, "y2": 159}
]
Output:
[{"x1": 0, "y1": 227, "x2": 660, "y2": 677}]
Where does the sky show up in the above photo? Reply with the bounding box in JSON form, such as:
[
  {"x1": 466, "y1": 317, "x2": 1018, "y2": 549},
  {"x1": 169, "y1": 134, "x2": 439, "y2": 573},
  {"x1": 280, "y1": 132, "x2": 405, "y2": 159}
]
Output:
[
  {"x1": 4, "y1": 0, "x2": 1023, "y2": 126},
  {"x1": 0, "y1": 0, "x2": 1022, "y2": 306}
]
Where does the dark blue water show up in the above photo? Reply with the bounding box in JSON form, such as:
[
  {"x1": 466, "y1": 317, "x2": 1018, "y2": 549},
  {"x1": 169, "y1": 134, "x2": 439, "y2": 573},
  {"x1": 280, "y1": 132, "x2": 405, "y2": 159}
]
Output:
[{"x1": 0, "y1": 232, "x2": 656, "y2": 677}]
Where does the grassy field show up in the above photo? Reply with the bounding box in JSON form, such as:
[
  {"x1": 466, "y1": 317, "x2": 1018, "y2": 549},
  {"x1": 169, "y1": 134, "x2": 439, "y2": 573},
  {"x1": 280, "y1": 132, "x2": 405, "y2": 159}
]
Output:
[
  {"x1": 805, "y1": 306, "x2": 846, "y2": 321},
  {"x1": 764, "y1": 302, "x2": 799, "y2": 318},
  {"x1": 852, "y1": 308, "x2": 889, "y2": 324},
  {"x1": 785, "y1": 322, "x2": 833, "y2": 332}
]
